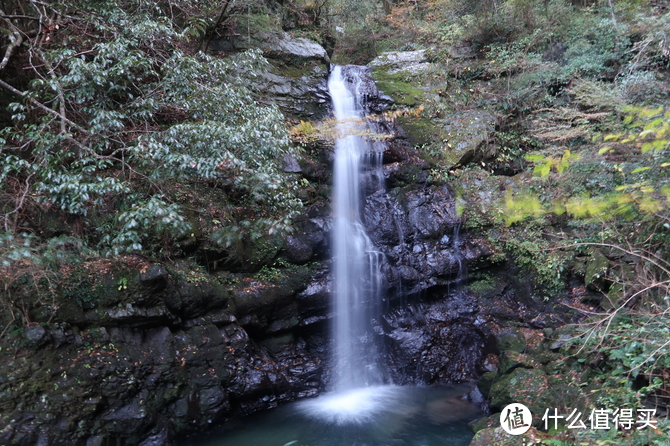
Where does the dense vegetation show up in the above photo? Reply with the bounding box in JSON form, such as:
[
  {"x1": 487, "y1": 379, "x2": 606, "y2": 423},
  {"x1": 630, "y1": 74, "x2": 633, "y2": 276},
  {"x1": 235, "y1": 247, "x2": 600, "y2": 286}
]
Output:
[{"x1": 0, "y1": 0, "x2": 306, "y2": 332}]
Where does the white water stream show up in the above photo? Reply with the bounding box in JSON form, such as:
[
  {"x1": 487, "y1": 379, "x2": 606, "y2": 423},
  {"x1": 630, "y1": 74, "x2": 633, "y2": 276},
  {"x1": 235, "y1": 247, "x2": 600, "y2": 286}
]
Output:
[
  {"x1": 329, "y1": 65, "x2": 385, "y2": 393},
  {"x1": 294, "y1": 65, "x2": 393, "y2": 424}
]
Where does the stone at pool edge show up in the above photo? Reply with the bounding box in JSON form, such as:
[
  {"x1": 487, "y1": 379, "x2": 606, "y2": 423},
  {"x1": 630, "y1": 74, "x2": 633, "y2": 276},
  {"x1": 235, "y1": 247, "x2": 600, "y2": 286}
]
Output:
[
  {"x1": 468, "y1": 412, "x2": 500, "y2": 434},
  {"x1": 498, "y1": 350, "x2": 541, "y2": 375},
  {"x1": 494, "y1": 329, "x2": 527, "y2": 353},
  {"x1": 469, "y1": 426, "x2": 548, "y2": 446},
  {"x1": 476, "y1": 371, "x2": 497, "y2": 397}
]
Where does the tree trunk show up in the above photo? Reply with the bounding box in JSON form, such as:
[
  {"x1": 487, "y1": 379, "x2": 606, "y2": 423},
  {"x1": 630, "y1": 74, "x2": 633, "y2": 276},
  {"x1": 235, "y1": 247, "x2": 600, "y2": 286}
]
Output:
[{"x1": 382, "y1": 0, "x2": 391, "y2": 15}]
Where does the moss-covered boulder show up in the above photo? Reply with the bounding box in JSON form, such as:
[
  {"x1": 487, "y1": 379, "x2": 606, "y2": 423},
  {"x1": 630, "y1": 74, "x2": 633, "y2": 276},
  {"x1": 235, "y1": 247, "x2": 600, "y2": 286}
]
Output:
[
  {"x1": 498, "y1": 350, "x2": 541, "y2": 375},
  {"x1": 585, "y1": 249, "x2": 611, "y2": 292},
  {"x1": 494, "y1": 329, "x2": 527, "y2": 353},
  {"x1": 490, "y1": 368, "x2": 549, "y2": 413}
]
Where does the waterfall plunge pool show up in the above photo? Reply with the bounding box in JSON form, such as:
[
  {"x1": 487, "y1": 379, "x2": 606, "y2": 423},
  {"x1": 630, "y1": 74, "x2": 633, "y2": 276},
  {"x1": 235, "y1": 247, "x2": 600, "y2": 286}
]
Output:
[{"x1": 182, "y1": 384, "x2": 481, "y2": 446}]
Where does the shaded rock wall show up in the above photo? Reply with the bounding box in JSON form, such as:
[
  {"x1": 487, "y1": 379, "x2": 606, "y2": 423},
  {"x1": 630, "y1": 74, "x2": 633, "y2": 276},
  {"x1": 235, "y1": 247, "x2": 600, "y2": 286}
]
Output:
[{"x1": 0, "y1": 264, "x2": 329, "y2": 446}]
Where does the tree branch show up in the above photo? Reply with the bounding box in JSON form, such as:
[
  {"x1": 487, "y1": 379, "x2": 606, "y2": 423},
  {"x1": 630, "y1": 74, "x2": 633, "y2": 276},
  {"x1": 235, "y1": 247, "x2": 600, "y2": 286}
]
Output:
[
  {"x1": 0, "y1": 14, "x2": 40, "y2": 21},
  {"x1": 0, "y1": 9, "x2": 25, "y2": 71},
  {"x1": 3, "y1": 173, "x2": 34, "y2": 232},
  {"x1": 31, "y1": 48, "x2": 68, "y2": 133},
  {"x1": 0, "y1": 77, "x2": 88, "y2": 134},
  {"x1": 203, "y1": 0, "x2": 235, "y2": 52}
]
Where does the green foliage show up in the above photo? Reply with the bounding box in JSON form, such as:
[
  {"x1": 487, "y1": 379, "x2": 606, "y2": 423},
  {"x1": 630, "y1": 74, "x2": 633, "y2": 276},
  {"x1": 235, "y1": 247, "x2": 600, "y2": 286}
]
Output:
[
  {"x1": 564, "y1": 233, "x2": 670, "y2": 422},
  {"x1": 505, "y1": 107, "x2": 670, "y2": 224},
  {"x1": 500, "y1": 230, "x2": 570, "y2": 293},
  {"x1": 618, "y1": 71, "x2": 667, "y2": 104},
  {"x1": 525, "y1": 150, "x2": 581, "y2": 178},
  {"x1": 328, "y1": 0, "x2": 385, "y2": 64},
  {"x1": 0, "y1": 0, "x2": 302, "y2": 256},
  {"x1": 100, "y1": 197, "x2": 191, "y2": 254},
  {"x1": 626, "y1": 11, "x2": 670, "y2": 73},
  {"x1": 502, "y1": 104, "x2": 670, "y2": 421},
  {"x1": 569, "y1": 79, "x2": 625, "y2": 112},
  {"x1": 561, "y1": 18, "x2": 629, "y2": 78},
  {"x1": 0, "y1": 234, "x2": 91, "y2": 333},
  {"x1": 255, "y1": 265, "x2": 284, "y2": 281}
]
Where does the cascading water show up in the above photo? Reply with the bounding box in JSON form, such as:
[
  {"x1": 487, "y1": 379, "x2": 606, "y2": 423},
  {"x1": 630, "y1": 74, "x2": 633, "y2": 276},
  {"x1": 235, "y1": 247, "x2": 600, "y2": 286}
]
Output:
[
  {"x1": 295, "y1": 65, "x2": 393, "y2": 424},
  {"x1": 329, "y1": 65, "x2": 385, "y2": 392}
]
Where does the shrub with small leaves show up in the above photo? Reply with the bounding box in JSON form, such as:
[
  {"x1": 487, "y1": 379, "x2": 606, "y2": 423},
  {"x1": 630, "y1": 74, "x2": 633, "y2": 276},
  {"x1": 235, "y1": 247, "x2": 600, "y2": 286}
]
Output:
[{"x1": 0, "y1": 0, "x2": 302, "y2": 256}]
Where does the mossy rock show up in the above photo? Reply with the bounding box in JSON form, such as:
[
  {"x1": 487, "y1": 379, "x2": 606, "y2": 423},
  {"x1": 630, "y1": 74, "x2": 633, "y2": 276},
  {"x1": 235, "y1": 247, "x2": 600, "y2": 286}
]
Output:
[
  {"x1": 477, "y1": 371, "x2": 498, "y2": 397},
  {"x1": 602, "y1": 283, "x2": 623, "y2": 310},
  {"x1": 398, "y1": 115, "x2": 445, "y2": 150},
  {"x1": 543, "y1": 358, "x2": 568, "y2": 375},
  {"x1": 495, "y1": 330, "x2": 527, "y2": 353},
  {"x1": 436, "y1": 110, "x2": 495, "y2": 166},
  {"x1": 371, "y1": 69, "x2": 427, "y2": 107},
  {"x1": 498, "y1": 351, "x2": 541, "y2": 375},
  {"x1": 275, "y1": 61, "x2": 322, "y2": 79},
  {"x1": 466, "y1": 275, "x2": 498, "y2": 297},
  {"x1": 533, "y1": 351, "x2": 561, "y2": 366},
  {"x1": 490, "y1": 368, "x2": 548, "y2": 413},
  {"x1": 247, "y1": 235, "x2": 285, "y2": 270},
  {"x1": 468, "y1": 413, "x2": 499, "y2": 434},
  {"x1": 585, "y1": 249, "x2": 610, "y2": 291}
]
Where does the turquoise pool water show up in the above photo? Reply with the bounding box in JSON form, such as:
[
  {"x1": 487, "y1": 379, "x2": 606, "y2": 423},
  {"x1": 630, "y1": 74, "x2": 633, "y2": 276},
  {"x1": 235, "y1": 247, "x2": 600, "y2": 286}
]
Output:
[{"x1": 183, "y1": 385, "x2": 480, "y2": 446}]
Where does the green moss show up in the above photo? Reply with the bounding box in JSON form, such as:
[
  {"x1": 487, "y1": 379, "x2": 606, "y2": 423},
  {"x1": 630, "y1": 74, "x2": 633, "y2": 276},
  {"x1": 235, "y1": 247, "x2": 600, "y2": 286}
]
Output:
[
  {"x1": 466, "y1": 275, "x2": 497, "y2": 295},
  {"x1": 248, "y1": 235, "x2": 284, "y2": 270},
  {"x1": 61, "y1": 268, "x2": 108, "y2": 309},
  {"x1": 584, "y1": 249, "x2": 610, "y2": 291},
  {"x1": 371, "y1": 69, "x2": 427, "y2": 107},
  {"x1": 398, "y1": 115, "x2": 442, "y2": 146},
  {"x1": 275, "y1": 61, "x2": 322, "y2": 79},
  {"x1": 236, "y1": 12, "x2": 278, "y2": 35}
]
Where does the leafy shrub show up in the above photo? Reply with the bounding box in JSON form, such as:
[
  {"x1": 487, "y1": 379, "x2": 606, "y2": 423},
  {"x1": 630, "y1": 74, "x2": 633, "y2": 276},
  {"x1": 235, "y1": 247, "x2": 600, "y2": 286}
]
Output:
[
  {"x1": 0, "y1": 0, "x2": 302, "y2": 256},
  {"x1": 0, "y1": 234, "x2": 90, "y2": 336},
  {"x1": 618, "y1": 71, "x2": 667, "y2": 104}
]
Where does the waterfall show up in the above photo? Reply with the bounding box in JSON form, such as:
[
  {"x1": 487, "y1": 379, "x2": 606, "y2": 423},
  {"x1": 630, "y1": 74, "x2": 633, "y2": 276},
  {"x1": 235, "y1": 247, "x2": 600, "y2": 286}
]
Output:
[
  {"x1": 293, "y1": 67, "x2": 481, "y2": 433},
  {"x1": 329, "y1": 65, "x2": 385, "y2": 391}
]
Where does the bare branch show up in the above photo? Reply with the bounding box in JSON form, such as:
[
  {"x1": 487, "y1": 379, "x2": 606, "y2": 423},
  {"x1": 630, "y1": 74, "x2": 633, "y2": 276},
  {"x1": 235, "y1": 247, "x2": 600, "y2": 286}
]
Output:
[
  {"x1": 31, "y1": 48, "x2": 68, "y2": 133},
  {"x1": 0, "y1": 14, "x2": 40, "y2": 20},
  {"x1": 0, "y1": 9, "x2": 25, "y2": 71},
  {"x1": 203, "y1": 0, "x2": 235, "y2": 52},
  {"x1": 3, "y1": 173, "x2": 34, "y2": 232}
]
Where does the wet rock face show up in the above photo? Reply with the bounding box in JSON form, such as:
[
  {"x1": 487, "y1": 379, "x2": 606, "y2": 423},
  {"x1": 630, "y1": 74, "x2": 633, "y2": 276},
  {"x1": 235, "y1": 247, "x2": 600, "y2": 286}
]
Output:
[
  {"x1": 339, "y1": 65, "x2": 394, "y2": 112},
  {"x1": 255, "y1": 67, "x2": 331, "y2": 119},
  {"x1": 382, "y1": 291, "x2": 489, "y2": 384},
  {"x1": 364, "y1": 186, "x2": 493, "y2": 296},
  {"x1": 281, "y1": 205, "x2": 331, "y2": 266}
]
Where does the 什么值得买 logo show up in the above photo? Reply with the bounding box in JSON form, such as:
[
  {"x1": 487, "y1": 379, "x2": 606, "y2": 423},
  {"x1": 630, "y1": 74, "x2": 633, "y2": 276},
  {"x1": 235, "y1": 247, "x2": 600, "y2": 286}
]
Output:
[{"x1": 501, "y1": 403, "x2": 532, "y2": 435}]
